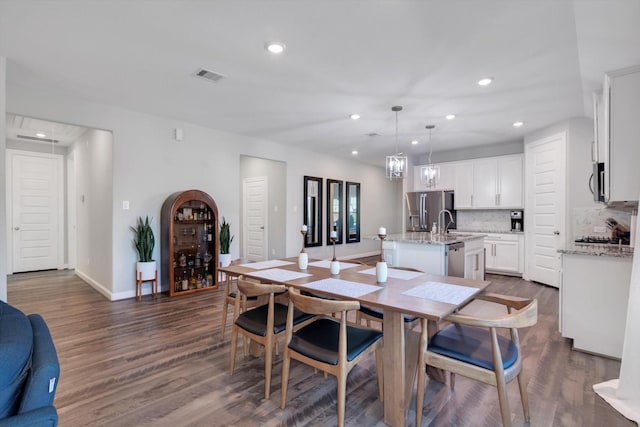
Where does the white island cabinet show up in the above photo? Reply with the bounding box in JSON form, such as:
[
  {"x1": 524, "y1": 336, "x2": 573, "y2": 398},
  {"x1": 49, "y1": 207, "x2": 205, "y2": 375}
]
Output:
[
  {"x1": 382, "y1": 233, "x2": 485, "y2": 279},
  {"x1": 560, "y1": 249, "x2": 632, "y2": 359}
]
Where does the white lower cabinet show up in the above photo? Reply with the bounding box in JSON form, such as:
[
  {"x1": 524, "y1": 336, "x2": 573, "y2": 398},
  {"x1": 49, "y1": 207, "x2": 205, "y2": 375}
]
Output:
[
  {"x1": 463, "y1": 238, "x2": 485, "y2": 280},
  {"x1": 484, "y1": 233, "x2": 523, "y2": 275},
  {"x1": 561, "y1": 253, "x2": 632, "y2": 358}
]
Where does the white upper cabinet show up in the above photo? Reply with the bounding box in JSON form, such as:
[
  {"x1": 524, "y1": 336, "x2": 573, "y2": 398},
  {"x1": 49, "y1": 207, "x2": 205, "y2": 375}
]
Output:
[
  {"x1": 454, "y1": 161, "x2": 474, "y2": 209},
  {"x1": 603, "y1": 65, "x2": 640, "y2": 202},
  {"x1": 454, "y1": 154, "x2": 523, "y2": 209}
]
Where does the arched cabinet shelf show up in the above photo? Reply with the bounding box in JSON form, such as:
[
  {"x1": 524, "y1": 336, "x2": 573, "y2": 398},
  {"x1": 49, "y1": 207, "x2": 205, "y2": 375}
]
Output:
[{"x1": 161, "y1": 189, "x2": 219, "y2": 297}]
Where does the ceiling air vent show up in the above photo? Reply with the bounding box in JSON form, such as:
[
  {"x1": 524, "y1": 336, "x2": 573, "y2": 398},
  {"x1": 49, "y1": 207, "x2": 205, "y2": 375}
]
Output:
[
  {"x1": 17, "y1": 134, "x2": 59, "y2": 143},
  {"x1": 193, "y1": 68, "x2": 226, "y2": 83}
]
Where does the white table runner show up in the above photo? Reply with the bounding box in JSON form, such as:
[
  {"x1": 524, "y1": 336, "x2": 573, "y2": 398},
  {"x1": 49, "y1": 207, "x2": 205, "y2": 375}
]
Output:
[
  {"x1": 301, "y1": 278, "x2": 382, "y2": 298},
  {"x1": 402, "y1": 281, "x2": 478, "y2": 305},
  {"x1": 245, "y1": 268, "x2": 312, "y2": 282}
]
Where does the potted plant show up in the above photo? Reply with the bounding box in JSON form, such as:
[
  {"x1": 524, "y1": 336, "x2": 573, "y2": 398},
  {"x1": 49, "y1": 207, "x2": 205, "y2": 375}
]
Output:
[
  {"x1": 219, "y1": 217, "x2": 234, "y2": 267},
  {"x1": 130, "y1": 216, "x2": 156, "y2": 280}
]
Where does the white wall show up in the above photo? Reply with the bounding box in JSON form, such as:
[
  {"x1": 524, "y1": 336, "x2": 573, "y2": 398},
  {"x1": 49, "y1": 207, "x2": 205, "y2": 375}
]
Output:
[
  {"x1": 69, "y1": 129, "x2": 113, "y2": 297},
  {"x1": 0, "y1": 56, "x2": 7, "y2": 302},
  {"x1": 7, "y1": 82, "x2": 399, "y2": 300}
]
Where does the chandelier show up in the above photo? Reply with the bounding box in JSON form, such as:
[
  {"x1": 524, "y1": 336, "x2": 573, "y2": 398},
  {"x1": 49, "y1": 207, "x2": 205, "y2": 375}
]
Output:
[
  {"x1": 421, "y1": 125, "x2": 439, "y2": 187},
  {"x1": 385, "y1": 105, "x2": 408, "y2": 180}
]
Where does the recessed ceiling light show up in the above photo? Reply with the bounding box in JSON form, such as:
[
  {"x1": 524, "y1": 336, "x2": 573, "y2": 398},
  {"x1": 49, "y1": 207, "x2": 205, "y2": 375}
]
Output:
[
  {"x1": 350, "y1": 113, "x2": 361, "y2": 120},
  {"x1": 265, "y1": 42, "x2": 286, "y2": 54},
  {"x1": 477, "y1": 77, "x2": 493, "y2": 86},
  {"x1": 352, "y1": 150, "x2": 358, "y2": 155},
  {"x1": 411, "y1": 140, "x2": 419, "y2": 145},
  {"x1": 513, "y1": 121, "x2": 524, "y2": 127},
  {"x1": 35, "y1": 132, "x2": 46, "y2": 138},
  {"x1": 445, "y1": 114, "x2": 456, "y2": 120}
]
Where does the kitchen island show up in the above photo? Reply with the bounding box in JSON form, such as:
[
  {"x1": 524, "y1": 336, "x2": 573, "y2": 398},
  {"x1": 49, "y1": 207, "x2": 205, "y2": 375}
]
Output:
[
  {"x1": 380, "y1": 232, "x2": 485, "y2": 279},
  {"x1": 559, "y1": 245, "x2": 633, "y2": 358}
]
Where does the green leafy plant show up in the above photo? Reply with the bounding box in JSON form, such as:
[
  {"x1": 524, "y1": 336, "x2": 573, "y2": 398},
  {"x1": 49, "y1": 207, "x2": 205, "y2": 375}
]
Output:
[
  {"x1": 130, "y1": 216, "x2": 155, "y2": 262},
  {"x1": 219, "y1": 217, "x2": 234, "y2": 254}
]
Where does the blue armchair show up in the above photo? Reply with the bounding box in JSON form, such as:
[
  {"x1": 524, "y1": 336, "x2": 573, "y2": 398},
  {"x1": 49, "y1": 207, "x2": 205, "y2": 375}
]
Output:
[{"x1": 0, "y1": 301, "x2": 60, "y2": 427}]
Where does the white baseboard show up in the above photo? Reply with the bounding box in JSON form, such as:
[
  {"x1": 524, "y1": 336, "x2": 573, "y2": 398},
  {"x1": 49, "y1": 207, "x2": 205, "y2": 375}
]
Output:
[{"x1": 74, "y1": 269, "x2": 115, "y2": 301}]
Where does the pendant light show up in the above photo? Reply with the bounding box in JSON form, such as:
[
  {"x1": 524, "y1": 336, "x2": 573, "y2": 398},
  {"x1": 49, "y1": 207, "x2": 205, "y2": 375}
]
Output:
[
  {"x1": 421, "y1": 125, "x2": 439, "y2": 187},
  {"x1": 385, "y1": 105, "x2": 408, "y2": 180}
]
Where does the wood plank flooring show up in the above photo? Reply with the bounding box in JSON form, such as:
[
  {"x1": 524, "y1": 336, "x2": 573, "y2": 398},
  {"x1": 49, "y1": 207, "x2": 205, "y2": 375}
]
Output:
[{"x1": 7, "y1": 269, "x2": 635, "y2": 427}]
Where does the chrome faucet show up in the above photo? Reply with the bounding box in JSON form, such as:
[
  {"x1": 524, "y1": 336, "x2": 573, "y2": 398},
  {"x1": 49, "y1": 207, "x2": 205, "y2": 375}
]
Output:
[{"x1": 438, "y1": 209, "x2": 455, "y2": 235}]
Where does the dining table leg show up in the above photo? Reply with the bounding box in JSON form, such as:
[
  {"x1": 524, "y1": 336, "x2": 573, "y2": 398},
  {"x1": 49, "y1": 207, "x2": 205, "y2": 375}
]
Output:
[{"x1": 382, "y1": 309, "x2": 421, "y2": 426}]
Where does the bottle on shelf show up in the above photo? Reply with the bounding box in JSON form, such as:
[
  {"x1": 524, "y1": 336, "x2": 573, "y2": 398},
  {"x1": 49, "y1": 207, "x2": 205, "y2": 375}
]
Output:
[
  {"x1": 190, "y1": 268, "x2": 196, "y2": 289},
  {"x1": 181, "y1": 270, "x2": 188, "y2": 291}
]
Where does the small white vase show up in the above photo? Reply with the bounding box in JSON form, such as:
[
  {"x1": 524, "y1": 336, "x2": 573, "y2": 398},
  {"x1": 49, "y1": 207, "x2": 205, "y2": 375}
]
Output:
[
  {"x1": 376, "y1": 261, "x2": 388, "y2": 283},
  {"x1": 219, "y1": 253, "x2": 232, "y2": 268},
  {"x1": 330, "y1": 260, "x2": 341, "y2": 275},
  {"x1": 136, "y1": 261, "x2": 156, "y2": 281},
  {"x1": 298, "y1": 252, "x2": 308, "y2": 270}
]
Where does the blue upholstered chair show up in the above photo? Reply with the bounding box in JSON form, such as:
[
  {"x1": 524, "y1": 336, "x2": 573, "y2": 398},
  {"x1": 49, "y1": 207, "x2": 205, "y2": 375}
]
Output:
[
  {"x1": 280, "y1": 289, "x2": 384, "y2": 427},
  {"x1": 415, "y1": 293, "x2": 537, "y2": 427},
  {"x1": 229, "y1": 277, "x2": 314, "y2": 399},
  {"x1": 0, "y1": 301, "x2": 60, "y2": 427}
]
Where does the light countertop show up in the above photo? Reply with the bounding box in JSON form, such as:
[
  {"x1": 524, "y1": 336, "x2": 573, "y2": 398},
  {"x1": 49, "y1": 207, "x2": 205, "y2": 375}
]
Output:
[
  {"x1": 371, "y1": 232, "x2": 486, "y2": 245},
  {"x1": 559, "y1": 244, "x2": 634, "y2": 258}
]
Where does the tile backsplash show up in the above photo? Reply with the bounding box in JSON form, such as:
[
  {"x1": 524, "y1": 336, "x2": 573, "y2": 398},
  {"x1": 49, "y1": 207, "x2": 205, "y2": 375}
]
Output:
[
  {"x1": 572, "y1": 205, "x2": 636, "y2": 238},
  {"x1": 456, "y1": 210, "x2": 512, "y2": 232}
]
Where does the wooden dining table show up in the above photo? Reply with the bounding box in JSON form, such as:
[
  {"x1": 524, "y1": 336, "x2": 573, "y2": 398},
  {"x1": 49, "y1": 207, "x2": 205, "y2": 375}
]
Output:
[{"x1": 219, "y1": 258, "x2": 490, "y2": 427}]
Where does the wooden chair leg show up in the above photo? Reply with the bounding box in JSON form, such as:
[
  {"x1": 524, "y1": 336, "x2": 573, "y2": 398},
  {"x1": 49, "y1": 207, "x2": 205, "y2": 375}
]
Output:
[
  {"x1": 229, "y1": 327, "x2": 238, "y2": 374},
  {"x1": 375, "y1": 347, "x2": 384, "y2": 402},
  {"x1": 265, "y1": 335, "x2": 273, "y2": 399},
  {"x1": 337, "y1": 370, "x2": 347, "y2": 427},
  {"x1": 280, "y1": 350, "x2": 291, "y2": 409},
  {"x1": 220, "y1": 298, "x2": 230, "y2": 340},
  {"x1": 517, "y1": 372, "x2": 530, "y2": 422},
  {"x1": 495, "y1": 374, "x2": 512, "y2": 427},
  {"x1": 450, "y1": 372, "x2": 456, "y2": 389},
  {"x1": 416, "y1": 353, "x2": 426, "y2": 427}
]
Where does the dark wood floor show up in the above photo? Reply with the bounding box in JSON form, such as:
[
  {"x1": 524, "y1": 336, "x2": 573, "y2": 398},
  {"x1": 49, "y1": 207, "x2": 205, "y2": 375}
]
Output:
[{"x1": 7, "y1": 269, "x2": 634, "y2": 427}]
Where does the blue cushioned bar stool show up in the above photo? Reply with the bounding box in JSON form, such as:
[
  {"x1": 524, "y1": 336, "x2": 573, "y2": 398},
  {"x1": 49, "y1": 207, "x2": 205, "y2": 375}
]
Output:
[
  {"x1": 415, "y1": 293, "x2": 537, "y2": 427},
  {"x1": 280, "y1": 289, "x2": 384, "y2": 427},
  {"x1": 229, "y1": 277, "x2": 314, "y2": 399}
]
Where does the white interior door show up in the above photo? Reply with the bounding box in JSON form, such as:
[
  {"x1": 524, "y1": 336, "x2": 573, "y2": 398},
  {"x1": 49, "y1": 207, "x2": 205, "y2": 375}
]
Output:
[
  {"x1": 524, "y1": 132, "x2": 566, "y2": 287},
  {"x1": 243, "y1": 176, "x2": 268, "y2": 261},
  {"x1": 8, "y1": 150, "x2": 63, "y2": 273}
]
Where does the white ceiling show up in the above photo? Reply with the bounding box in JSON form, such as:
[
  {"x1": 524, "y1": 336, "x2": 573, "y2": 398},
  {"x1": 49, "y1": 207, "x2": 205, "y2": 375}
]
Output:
[
  {"x1": 6, "y1": 114, "x2": 88, "y2": 146},
  {"x1": 1, "y1": 1, "x2": 639, "y2": 166}
]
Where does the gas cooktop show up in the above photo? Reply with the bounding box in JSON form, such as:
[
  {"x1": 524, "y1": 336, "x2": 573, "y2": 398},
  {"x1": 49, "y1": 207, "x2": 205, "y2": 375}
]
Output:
[{"x1": 574, "y1": 236, "x2": 630, "y2": 245}]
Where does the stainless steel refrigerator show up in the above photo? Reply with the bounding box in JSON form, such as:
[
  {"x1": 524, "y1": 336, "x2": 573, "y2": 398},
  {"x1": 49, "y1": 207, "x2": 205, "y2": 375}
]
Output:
[{"x1": 405, "y1": 191, "x2": 456, "y2": 232}]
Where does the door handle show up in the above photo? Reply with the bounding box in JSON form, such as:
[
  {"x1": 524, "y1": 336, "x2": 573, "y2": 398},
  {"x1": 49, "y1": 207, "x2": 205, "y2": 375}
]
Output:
[
  {"x1": 14, "y1": 226, "x2": 20, "y2": 230},
  {"x1": 260, "y1": 226, "x2": 265, "y2": 230},
  {"x1": 553, "y1": 231, "x2": 560, "y2": 235}
]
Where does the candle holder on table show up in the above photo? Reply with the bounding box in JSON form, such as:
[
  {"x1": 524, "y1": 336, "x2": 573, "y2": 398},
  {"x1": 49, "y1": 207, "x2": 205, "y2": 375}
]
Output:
[
  {"x1": 298, "y1": 226, "x2": 308, "y2": 270},
  {"x1": 329, "y1": 231, "x2": 340, "y2": 275},
  {"x1": 376, "y1": 231, "x2": 388, "y2": 283}
]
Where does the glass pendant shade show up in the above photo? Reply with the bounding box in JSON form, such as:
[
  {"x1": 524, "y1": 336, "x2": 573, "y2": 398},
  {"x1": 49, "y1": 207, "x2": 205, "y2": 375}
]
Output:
[
  {"x1": 386, "y1": 154, "x2": 408, "y2": 179},
  {"x1": 421, "y1": 164, "x2": 439, "y2": 187},
  {"x1": 386, "y1": 105, "x2": 407, "y2": 180}
]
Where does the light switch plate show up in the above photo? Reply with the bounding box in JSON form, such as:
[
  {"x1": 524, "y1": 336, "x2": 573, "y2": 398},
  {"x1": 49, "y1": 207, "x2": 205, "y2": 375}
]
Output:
[{"x1": 123, "y1": 200, "x2": 130, "y2": 210}]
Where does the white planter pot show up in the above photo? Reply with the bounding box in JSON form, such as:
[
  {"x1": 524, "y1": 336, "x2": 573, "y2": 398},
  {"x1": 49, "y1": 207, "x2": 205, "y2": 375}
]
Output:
[
  {"x1": 136, "y1": 261, "x2": 156, "y2": 281},
  {"x1": 219, "y1": 253, "x2": 232, "y2": 268}
]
